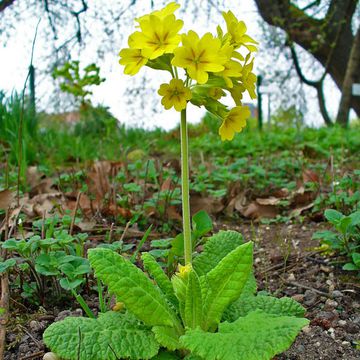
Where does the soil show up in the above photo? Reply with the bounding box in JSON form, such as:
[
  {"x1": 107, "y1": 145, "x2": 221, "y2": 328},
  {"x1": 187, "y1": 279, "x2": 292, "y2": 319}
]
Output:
[{"x1": 4, "y1": 221, "x2": 360, "y2": 360}]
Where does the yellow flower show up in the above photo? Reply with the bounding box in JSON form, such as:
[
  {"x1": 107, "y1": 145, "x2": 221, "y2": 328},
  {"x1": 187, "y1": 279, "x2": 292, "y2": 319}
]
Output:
[
  {"x1": 172, "y1": 31, "x2": 227, "y2": 84},
  {"x1": 136, "y1": 2, "x2": 180, "y2": 23},
  {"x1": 217, "y1": 43, "x2": 243, "y2": 88},
  {"x1": 177, "y1": 263, "x2": 192, "y2": 279},
  {"x1": 158, "y1": 79, "x2": 192, "y2": 111},
  {"x1": 118, "y1": 48, "x2": 148, "y2": 75},
  {"x1": 222, "y1": 10, "x2": 258, "y2": 51},
  {"x1": 130, "y1": 14, "x2": 183, "y2": 59},
  {"x1": 219, "y1": 106, "x2": 250, "y2": 141},
  {"x1": 241, "y1": 60, "x2": 257, "y2": 99}
]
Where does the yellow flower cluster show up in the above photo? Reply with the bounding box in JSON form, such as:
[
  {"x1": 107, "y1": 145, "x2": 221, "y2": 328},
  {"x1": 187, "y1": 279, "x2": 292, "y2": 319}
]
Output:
[{"x1": 119, "y1": 2, "x2": 257, "y2": 141}]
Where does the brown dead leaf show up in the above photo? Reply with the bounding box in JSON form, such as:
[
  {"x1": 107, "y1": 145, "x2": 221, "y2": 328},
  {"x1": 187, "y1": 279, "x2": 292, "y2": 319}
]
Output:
[
  {"x1": 292, "y1": 186, "x2": 317, "y2": 206},
  {"x1": 166, "y1": 205, "x2": 182, "y2": 221},
  {"x1": 290, "y1": 202, "x2": 314, "y2": 218},
  {"x1": 190, "y1": 195, "x2": 224, "y2": 215},
  {"x1": 160, "y1": 177, "x2": 173, "y2": 192},
  {"x1": 225, "y1": 192, "x2": 247, "y2": 216},
  {"x1": 240, "y1": 202, "x2": 279, "y2": 219},
  {"x1": 75, "y1": 221, "x2": 97, "y2": 232},
  {"x1": 105, "y1": 204, "x2": 132, "y2": 219},
  {"x1": 256, "y1": 196, "x2": 281, "y2": 206},
  {"x1": 302, "y1": 169, "x2": 320, "y2": 184},
  {"x1": 0, "y1": 189, "x2": 14, "y2": 210}
]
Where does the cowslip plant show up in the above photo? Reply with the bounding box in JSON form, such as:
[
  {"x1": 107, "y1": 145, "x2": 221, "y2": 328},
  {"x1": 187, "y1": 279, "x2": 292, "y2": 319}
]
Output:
[{"x1": 43, "y1": 3, "x2": 308, "y2": 359}]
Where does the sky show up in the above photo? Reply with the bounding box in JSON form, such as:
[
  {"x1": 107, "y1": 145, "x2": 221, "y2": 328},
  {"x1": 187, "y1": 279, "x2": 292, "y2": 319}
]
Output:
[{"x1": 0, "y1": 0, "x2": 351, "y2": 130}]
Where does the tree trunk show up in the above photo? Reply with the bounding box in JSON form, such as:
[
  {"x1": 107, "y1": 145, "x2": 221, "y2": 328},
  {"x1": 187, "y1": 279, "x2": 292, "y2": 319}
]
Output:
[
  {"x1": 336, "y1": 28, "x2": 360, "y2": 126},
  {"x1": 254, "y1": 0, "x2": 360, "y2": 117}
]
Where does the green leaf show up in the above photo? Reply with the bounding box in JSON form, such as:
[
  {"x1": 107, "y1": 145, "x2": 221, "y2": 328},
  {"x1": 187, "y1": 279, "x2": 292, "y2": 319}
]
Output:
[
  {"x1": 141, "y1": 252, "x2": 177, "y2": 306},
  {"x1": 43, "y1": 311, "x2": 159, "y2": 360},
  {"x1": 184, "y1": 270, "x2": 203, "y2": 329},
  {"x1": 201, "y1": 242, "x2": 253, "y2": 330},
  {"x1": 180, "y1": 310, "x2": 309, "y2": 360},
  {"x1": 324, "y1": 209, "x2": 343, "y2": 224},
  {"x1": 352, "y1": 253, "x2": 360, "y2": 267},
  {"x1": 223, "y1": 295, "x2": 306, "y2": 322},
  {"x1": 350, "y1": 210, "x2": 360, "y2": 226},
  {"x1": 0, "y1": 258, "x2": 16, "y2": 273},
  {"x1": 88, "y1": 249, "x2": 180, "y2": 328},
  {"x1": 342, "y1": 262, "x2": 359, "y2": 271},
  {"x1": 193, "y1": 230, "x2": 244, "y2": 277},
  {"x1": 152, "y1": 326, "x2": 182, "y2": 351},
  {"x1": 192, "y1": 211, "x2": 213, "y2": 238}
]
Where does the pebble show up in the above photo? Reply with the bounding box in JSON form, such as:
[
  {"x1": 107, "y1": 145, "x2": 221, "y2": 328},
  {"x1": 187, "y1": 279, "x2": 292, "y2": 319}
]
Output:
[
  {"x1": 288, "y1": 273, "x2": 296, "y2": 281},
  {"x1": 302, "y1": 325, "x2": 311, "y2": 334},
  {"x1": 43, "y1": 353, "x2": 60, "y2": 360},
  {"x1": 292, "y1": 294, "x2": 304, "y2": 303},
  {"x1": 341, "y1": 341, "x2": 350, "y2": 346},
  {"x1": 29, "y1": 320, "x2": 45, "y2": 332},
  {"x1": 304, "y1": 290, "x2": 318, "y2": 306},
  {"x1": 55, "y1": 308, "x2": 83, "y2": 322},
  {"x1": 327, "y1": 327, "x2": 335, "y2": 339},
  {"x1": 315, "y1": 341, "x2": 321, "y2": 347},
  {"x1": 332, "y1": 290, "x2": 343, "y2": 298},
  {"x1": 338, "y1": 320, "x2": 347, "y2": 327},
  {"x1": 324, "y1": 298, "x2": 338, "y2": 310}
]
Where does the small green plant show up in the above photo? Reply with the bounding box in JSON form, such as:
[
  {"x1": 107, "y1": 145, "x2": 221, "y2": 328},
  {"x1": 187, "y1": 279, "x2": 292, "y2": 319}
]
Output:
[
  {"x1": 52, "y1": 61, "x2": 105, "y2": 107},
  {"x1": 313, "y1": 208, "x2": 360, "y2": 271},
  {"x1": 43, "y1": 3, "x2": 308, "y2": 359},
  {"x1": 0, "y1": 215, "x2": 91, "y2": 304}
]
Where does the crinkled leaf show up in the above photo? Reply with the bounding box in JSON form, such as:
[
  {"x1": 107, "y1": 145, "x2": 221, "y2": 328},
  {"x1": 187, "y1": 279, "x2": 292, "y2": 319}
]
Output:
[
  {"x1": 184, "y1": 270, "x2": 203, "y2": 329},
  {"x1": 193, "y1": 230, "x2": 244, "y2": 276},
  {"x1": 201, "y1": 242, "x2": 253, "y2": 330},
  {"x1": 88, "y1": 248, "x2": 179, "y2": 327},
  {"x1": 142, "y1": 252, "x2": 177, "y2": 306},
  {"x1": 43, "y1": 311, "x2": 159, "y2": 360},
  {"x1": 181, "y1": 310, "x2": 309, "y2": 360},
  {"x1": 223, "y1": 295, "x2": 306, "y2": 322},
  {"x1": 152, "y1": 326, "x2": 182, "y2": 351}
]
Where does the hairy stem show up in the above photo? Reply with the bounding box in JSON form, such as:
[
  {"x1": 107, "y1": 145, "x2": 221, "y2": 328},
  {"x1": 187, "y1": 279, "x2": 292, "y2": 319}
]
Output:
[{"x1": 180, "y1": 108, "x2": 192, "y2": 265}]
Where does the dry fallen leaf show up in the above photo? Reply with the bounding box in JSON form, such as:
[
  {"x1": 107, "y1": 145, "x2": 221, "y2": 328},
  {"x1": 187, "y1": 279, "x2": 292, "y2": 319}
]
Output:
[
  {"x1": 240, "y1": 202, "x2": 279, "y2": 219},
  {"x1": 256, "y1": 196, "x2": 281, "y2": 206},
  {"x1": 0, "y1": 189, "x2": 15, "y2": 210}
]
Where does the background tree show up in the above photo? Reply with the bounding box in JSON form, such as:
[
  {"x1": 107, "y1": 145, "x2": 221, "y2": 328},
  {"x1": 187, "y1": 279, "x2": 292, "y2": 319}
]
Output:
[{"x1": 254, "y1": 0, "x2": 360, "y2": 126}]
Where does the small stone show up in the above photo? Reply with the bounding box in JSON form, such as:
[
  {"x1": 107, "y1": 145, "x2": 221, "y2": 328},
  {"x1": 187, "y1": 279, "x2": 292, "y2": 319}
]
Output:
[
  {"x1": 315, "y1": 341, "x2": 321, "y2": 347},
  {"x1": 320, "y1": 265, "x2": 331, "y2": 273},
  {"x1": 288, "y1": 273, "x2": 296, "y2": 281},
  {"x1": 324, "y1": 298, "x2": 338, "y2": 310},
  {"x1": 292, "y1": 294, "x2": 304, "y2": 303},
  {"x1": 297, "y1": 345, "x2": 305, "y2": 352},
  {"x1": 327, "y1": 327, "x2": 335, "y2": 339},
  {"x1": 304, "y1": 290, "x2": 317, "y2": 307},
  {"x1": 332, "y1": 290, "x2": 343, "y2": 298},
  {"x1": 43, "y1": 353, "x2": 60, "y2": 360},
  {"x1": 29, "y1": 320, "x2": 43, "y2": 332},
  {"x1": 341, "y1": 341, "x2": 350, "y2": 346},
  {"x1": 302, "y1": 325, "x2": 311, "y2": 334},
  {"x1": 255, "y1": 257, "x2": 261, "y2": 264},
  {"x1": 338, "y1": 320, "x2": 347, "y2": 327}
]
